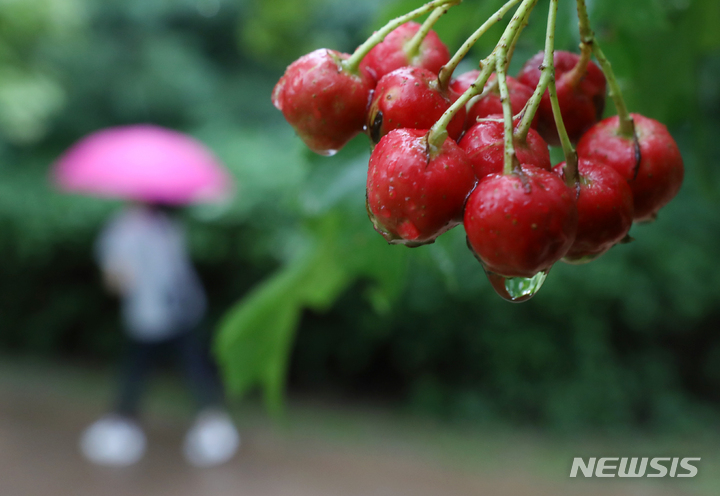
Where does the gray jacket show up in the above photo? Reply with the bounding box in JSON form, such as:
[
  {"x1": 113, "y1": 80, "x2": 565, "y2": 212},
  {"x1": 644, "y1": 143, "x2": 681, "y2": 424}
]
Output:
[{"x1": 95, "y1": 206, "x2": 206, "y2": 341}]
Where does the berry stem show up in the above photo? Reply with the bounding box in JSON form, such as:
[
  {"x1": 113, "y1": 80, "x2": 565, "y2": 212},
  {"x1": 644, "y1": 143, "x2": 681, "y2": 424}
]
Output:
[
  {"x1": 576, "y1": 0, "x2": 593, "y2": 46},
  {"x1": 495, "y1": 0, "x2": 538, "y2": 50},
  {"x1": 437, "y1": 0, "x2": 521, "y2": 91},
  {"x1": 548, "y1": 78, "x2": 578, "y2": 186},
  {"x1": 430, "y1": 0, "x2": 536, "y2": 158},
  {"x1": 591, "y1": 44, "x2": 634, "y2": 136},
  {"x1": 515, "y1": 0, "x2": 557, "y2": 142},
  {"x1": 344, "y1": 0, "x2": 459, "y2": 74},
  {"x1": 494, "y1": 0, "x2": 539, "y2": 174},
  {"x1": 428, "y1": 58, "x2": 495, "y2": 151},
  {"x1": 505, "y1": 0, "x2": 534, "y2": 71},
  {"x1": 575, "y1": 0, "x2": 634, "y2": 137},
  {"x1": 564, "y1": 41, "x2": 591, "y2": 88},
  {"x1": 404, "y1": 5, "x2": 451, "y2": 60},
  {"x1": 496, "y1": 58, "x2": 517, "y2": 174}
]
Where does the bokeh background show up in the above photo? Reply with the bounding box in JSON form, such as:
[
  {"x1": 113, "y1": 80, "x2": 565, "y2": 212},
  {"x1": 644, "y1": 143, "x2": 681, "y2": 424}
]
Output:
[{"x1": 2, "y1": 0, "x2": 720, "y2": 494}]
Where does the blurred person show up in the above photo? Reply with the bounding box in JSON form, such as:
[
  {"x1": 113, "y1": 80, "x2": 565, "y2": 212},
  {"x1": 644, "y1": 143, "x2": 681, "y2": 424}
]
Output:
[
  {"x1": 79, "y1": 203, "x2": 240, "y2": 467},
  {"x1": 51, "y1": 124, "x2": 236, "y2": 466}
]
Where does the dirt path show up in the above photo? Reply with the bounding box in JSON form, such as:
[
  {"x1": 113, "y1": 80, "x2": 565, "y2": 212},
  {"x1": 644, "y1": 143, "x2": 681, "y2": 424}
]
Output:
[{"x1": 0, "y1": 359, "x2": 716, "y2": 496}]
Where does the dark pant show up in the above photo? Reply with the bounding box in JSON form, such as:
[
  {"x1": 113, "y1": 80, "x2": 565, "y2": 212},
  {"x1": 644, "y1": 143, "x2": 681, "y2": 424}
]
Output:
[{"x1": 115, "y1": 330, "x2": 223, "y2": 417}]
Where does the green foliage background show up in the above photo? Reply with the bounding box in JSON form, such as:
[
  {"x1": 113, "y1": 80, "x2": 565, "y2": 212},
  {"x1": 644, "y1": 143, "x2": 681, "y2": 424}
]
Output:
[{"x1": 1, "y1": 0, "x2": 720, "y2": 430}]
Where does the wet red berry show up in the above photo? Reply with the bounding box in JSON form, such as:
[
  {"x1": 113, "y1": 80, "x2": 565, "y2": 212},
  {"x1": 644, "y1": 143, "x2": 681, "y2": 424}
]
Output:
[
  {"x1": 359, "y1": 22, "x2": 450, "y2": 81},
  {"x1": 367, "y1": 67, "x2": 465, "y2": 144},
  {"x1": 366, "y1": 128, "x2": 477, "y2": 246},
  {"x1": 517, "y1": 51, "x2": 606, "y2": 146},
  {"x1": 451, "y1": 72, "x2": 534, "y2": 127},
  {"x1": 553, "y1": 159, "x2": 634, "y2": 262},
  {"x1": 458, "y1": 117, "x2": 550, "y2": 179},
  {"x1": 576, "y1": 113, "x2": 684, "y2": 222},
  {"x1": 272, "y1": 49, "x2": 374, "y2": 155},
  {"x1": 448, "y1": 70, "x2": 481, "y2": 96},
  {"x1": 464, "y1": 165, "x2": 578, "y2": 278}
]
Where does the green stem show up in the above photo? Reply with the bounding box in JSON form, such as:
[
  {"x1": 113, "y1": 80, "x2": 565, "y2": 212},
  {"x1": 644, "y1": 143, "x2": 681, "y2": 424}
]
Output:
[
  {"x1": 505, "y1": 0, "x2": 534, "y2": 70},
  {"x1": 591, "y1": 43, "x2": 634, "y2": 136},
  {"x1": 405, "y1": 5, "x2": 448, "y2": 60},
  {"x1": 496, "y1": 0, "x2": 538, "y2": 55},
  {"x1": 495, "y1": 57, "x2": 517, "y2": 174},
  {"x1": 564, "y1": 41, "x2": 591, "y2": 88},
  {"x1": 428, "y1": 58, "x2": 495, "y2": 150},
  {"x1": 344, "y1": 0, "x2": 458, "y2": 74},
  {"x1": 492, "y1": 0, "x2": 538, "y2": 175},
  {"x1": 515, "y1": 0, "x2": 556, "y2": 142},
  {"x1": 575, "y1": 0, "x2": 634, "y2": 137},
  {"x1": 576, "y1": 0, "x2": 592, "y2": 42},
  {"x1": 467, "y1": 84, "x2": 496, "y2": 110},
  {"x1": 437, "y1": 0, "x2": 521, "y2": 90},
  {"x1": 494, "y1": 0, "x2": 539, "y2": 173},
  {"x1": 548, "y1": 78, "x2": 578, "y2": 186}
]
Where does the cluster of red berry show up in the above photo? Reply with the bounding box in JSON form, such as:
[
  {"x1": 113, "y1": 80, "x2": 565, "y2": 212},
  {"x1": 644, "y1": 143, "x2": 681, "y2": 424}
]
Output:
[{"x1": 272, "y1": 0, "x2": 684, "y2": 301}]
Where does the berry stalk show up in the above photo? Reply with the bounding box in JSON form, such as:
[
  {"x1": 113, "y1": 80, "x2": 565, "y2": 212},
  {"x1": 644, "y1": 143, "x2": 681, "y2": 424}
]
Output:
[
  {"x1": 548, "y1": 78, "x2": 578, "y2": 186},
  {"x1": 344, "y1": 0, "x2": 459, "y2": 74},
  {"x1": 495, "y1": 58, "x2": 517, "y2": 174},
  {"x1": 564, "y1": 41, "x2": 592, "y2": 88},
  {"x1": 429, "y1": 58, "x2": 495, "y2": 150},
  {"x1": 495, "y1": 0, "x2": 539, "y2": 174},
  {"x1": 540, "y1": 0, "x2": 577, "y2": 179},
  {"x1": 514, "y1": 0, "x2": 557, "y2": 142},
  {"x1": 404, "y1": 4, "x2": 454, "y2": 60},
  {"x1": 575, "y1": 0, "x2": 634, "y2": 137},
  {"x1": 505, "y1": 0, "x2": 535, "y2": 70},
  {"x1": 437, "y1": 0, "x2": 521, "y2": 90}
]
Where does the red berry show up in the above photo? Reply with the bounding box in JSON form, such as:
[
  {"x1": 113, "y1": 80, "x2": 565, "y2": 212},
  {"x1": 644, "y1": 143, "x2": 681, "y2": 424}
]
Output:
[
  {"x1": 517, "y1": 51, "x2": 606, "y2": 146},
  {"x1": 576, "y1": 113, "x2": 684, "y2": 221},
  {"x1": 367, "y1": 67, "x2": 466, "y2": 144},
  {"x1": 448, "y1": 70, "x2": 480, "y2": 95},
  {"x1": 458, "y1": 117, "x2": 550, "y2": 179},
  {"x1": 359, "y1": 22, "x2": 450, "y2": 81},
  {"x1": 464, "y1": 165, "x2": 578, "y2": 278},
  {"x1": 553, "y1": 159, "x2": 634, "y2": 262},
  {"x1": 272, "y1": 49, "x2": 374, "y2": 156},
  {"x1": 451, "y1": 72, "x2": 534, "y2": 127},
  {"x1": 367, "y1": 129, "x2": 477, "y2": 246}
]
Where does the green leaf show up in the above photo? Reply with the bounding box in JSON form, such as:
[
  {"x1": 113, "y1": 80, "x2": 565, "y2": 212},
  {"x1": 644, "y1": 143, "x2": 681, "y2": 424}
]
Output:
[{"x1": 213, "y1": 214, "x2": 354, "y2": 415}]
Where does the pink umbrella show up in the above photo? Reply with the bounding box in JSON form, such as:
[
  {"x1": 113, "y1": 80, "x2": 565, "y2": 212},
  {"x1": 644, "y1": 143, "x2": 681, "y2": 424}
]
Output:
[{"x1": 52, "y1": 124, "x2": 233, "y2": 205}]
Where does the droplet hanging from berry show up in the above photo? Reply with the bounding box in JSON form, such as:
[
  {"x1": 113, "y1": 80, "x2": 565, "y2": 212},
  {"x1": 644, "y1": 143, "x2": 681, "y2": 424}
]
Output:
[{"x1": 483, "y1": 266, "x2": 550, "y2": 303}]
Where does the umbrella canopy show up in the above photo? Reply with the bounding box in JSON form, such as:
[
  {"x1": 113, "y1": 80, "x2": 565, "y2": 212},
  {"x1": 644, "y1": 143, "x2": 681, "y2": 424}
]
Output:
[{"x1": 52, "y1": 125, "x2": 233, "y2": 205}]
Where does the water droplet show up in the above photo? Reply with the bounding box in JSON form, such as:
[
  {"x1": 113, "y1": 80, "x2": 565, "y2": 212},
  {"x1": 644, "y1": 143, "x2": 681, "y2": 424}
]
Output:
[{"x1": 483, "y1": 266, "x2": 549, "y2": 302}]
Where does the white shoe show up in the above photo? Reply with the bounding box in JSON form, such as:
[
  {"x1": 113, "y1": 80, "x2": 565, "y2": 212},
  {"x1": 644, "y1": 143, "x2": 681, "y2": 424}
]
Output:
[
  {"x1": 183, "y1": 409, "x2": 240, "y2": 467},
  {"x1": 79, "y1": 415, "x2": 147, "y2": 467}
]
